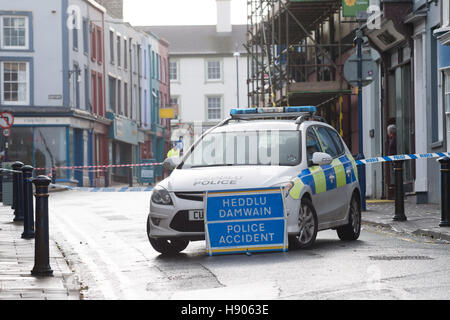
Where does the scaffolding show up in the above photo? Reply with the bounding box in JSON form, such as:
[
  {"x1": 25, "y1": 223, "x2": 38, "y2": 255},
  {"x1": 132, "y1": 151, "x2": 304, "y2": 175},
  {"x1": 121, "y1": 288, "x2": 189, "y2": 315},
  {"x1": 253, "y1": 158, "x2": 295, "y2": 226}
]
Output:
[{"x1": 246, "y1": 0, "x2": 356, "y2": 109}]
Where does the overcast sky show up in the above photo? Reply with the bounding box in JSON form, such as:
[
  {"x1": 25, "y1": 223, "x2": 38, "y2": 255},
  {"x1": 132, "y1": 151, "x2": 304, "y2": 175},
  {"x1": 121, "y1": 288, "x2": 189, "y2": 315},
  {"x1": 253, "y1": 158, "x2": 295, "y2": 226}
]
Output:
[{"x1": 123, "y1": 0, "x2": 247, "y2": 26}]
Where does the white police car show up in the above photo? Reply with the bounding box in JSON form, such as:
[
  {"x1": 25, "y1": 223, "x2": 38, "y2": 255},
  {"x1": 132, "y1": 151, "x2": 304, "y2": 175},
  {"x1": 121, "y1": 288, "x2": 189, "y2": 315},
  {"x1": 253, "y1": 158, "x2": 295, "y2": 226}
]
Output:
[{"x1": 147, "y1": 106, "x2": 361, "y2": 254}]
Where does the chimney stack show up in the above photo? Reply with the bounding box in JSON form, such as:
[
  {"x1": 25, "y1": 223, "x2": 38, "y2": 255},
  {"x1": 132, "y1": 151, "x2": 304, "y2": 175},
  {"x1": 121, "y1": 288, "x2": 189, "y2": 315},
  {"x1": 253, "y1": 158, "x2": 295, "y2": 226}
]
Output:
[
  {"x1": 95, "y1": 0, "x2": 123, "y2": 19},
  {"x1": 216, "y1": 0, "x2": 232, "y2": 33}
]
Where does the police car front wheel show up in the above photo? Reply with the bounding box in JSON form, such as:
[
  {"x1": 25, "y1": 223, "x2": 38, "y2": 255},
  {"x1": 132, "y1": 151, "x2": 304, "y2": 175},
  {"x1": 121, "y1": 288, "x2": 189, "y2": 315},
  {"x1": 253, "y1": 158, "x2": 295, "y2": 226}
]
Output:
[
  {"x1": 147, "y1": 216, "x2": 189, "y2": 254},
  {"x1": 289, "y1": 197, "x2": 318, "y2": 249},
  {"x1": 149, "y1": 238, "x2": 189, "y2": 255}
]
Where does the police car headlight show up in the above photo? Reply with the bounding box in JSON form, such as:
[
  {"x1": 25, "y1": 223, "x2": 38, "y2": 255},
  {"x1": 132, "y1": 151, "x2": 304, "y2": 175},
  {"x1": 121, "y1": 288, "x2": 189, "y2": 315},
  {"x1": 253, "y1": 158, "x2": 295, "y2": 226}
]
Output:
[
  {"x1": 273, "y1": 182, "x2": 294, "y2": 198},
  {"x1": 151, "y1": 186, "x2": 173, "y2": 205}
]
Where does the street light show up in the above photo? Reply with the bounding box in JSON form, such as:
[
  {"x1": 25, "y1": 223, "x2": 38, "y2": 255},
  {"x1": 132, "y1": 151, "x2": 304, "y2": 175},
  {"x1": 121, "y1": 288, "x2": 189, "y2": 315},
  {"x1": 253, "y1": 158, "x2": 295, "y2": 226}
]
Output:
[{"x1": 234, "y1": 51, "x2": 240, "y2": 108}]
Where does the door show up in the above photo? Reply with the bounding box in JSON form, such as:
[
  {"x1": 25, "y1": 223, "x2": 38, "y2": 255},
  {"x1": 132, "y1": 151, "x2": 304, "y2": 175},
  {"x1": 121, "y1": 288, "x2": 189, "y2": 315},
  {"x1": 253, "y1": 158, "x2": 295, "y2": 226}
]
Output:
[
  {"x1": 313, "y1": 126, "x2": 348, "y2": 223},
  {"x1": 305, "y1": 127, "x2": 331, "y2": 225},
  {"x1": 73, "y1": 129, "x2": 84, "y2": 187}
]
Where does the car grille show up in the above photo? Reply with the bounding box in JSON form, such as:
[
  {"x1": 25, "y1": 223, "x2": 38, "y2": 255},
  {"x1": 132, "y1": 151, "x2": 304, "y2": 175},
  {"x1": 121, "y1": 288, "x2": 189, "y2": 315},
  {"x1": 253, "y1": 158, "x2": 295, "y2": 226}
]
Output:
[
  {"x1": 174, "y1": 192, "x2": 204, "y2": 202},
  {"x1": 169, "y1": 210, "x2": 205, "y2": 232}
]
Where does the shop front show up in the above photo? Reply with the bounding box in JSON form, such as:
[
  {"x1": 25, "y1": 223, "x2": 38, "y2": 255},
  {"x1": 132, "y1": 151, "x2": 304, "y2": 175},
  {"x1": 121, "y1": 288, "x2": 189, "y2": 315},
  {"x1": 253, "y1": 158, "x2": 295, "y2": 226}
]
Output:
[
  {"x1": 107, "y1": 112, "x2": 139, "y2": 183},
  {"x1": 1, "y1": 115, "x2": 94, "y2": 184}
]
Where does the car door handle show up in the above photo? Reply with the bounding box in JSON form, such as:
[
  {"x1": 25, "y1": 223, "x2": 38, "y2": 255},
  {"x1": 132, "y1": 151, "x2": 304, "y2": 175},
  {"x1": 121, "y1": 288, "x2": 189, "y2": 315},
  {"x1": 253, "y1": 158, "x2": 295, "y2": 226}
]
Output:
[{"x1": 346, "y1": 169, "x2": 352, "y2": 176}]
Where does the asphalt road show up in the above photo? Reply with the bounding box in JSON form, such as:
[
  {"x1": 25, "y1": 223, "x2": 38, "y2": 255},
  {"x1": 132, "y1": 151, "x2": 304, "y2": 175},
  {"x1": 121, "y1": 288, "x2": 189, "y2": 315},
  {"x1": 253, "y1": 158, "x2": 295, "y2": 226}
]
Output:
[{"x1": 48, "y1": 190, "x2": 450, "y2": 300}]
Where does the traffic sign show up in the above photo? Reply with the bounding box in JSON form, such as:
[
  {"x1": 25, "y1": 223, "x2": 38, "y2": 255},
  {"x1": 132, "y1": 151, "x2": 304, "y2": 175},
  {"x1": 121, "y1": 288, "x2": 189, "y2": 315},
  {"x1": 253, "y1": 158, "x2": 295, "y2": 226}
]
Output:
[
  {"x1": 343, "y1": 52, "x2": 378, "y2": 87},
  {"x1": 0, "y1": 112, "x2": 14, "y2": 129},
  {"x1": 2, "y1": 128, "x2": 11, "y2": 137},
  {"x1": 204, "y1": 188, "x2": 288, "y2": 256}
]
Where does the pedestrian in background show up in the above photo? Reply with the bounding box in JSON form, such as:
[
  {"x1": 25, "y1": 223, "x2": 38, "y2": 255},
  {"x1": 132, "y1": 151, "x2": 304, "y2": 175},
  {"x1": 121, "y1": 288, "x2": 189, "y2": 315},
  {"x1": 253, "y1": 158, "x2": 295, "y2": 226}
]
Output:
[
  {"x1": 167, "y1": 142, "x2": 180, "y2": 159},
  {"x1": 387, "y1": 124, "x2": 396, "y2": 156}
]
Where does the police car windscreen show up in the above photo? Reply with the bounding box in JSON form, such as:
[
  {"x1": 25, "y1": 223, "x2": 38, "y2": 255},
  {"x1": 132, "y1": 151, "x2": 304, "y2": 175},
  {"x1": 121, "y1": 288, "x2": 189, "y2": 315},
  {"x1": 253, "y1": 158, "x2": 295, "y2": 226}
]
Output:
[{"x1": 181, "y1": 130, "x2": 301, "y2": 168}]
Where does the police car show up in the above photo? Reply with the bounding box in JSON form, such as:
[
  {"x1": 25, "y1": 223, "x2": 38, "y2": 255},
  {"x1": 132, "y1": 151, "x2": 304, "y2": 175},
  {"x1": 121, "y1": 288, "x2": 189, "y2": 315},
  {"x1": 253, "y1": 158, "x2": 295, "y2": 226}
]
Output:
[{"x1": 147, "y1": 106, "x2": 361, "y2": 254}]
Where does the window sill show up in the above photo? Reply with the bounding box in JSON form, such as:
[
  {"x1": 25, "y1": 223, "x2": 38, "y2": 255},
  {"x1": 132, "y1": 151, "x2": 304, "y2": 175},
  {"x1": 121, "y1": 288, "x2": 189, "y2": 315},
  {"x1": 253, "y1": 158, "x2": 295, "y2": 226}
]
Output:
[
  {"x1": 0, "y1": 48, "x2": 33, "y2": 52},
  {"x1": 431, "y1": 140, "x2": 444, "y2": 149}
]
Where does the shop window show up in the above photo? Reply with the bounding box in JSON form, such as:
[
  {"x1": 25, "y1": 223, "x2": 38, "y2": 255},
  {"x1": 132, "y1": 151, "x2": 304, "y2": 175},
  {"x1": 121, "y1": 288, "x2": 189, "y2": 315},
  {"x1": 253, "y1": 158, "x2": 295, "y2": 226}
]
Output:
[
  {"x1": 34, "y1": 127, "x2": 67, "y2": 179},
  {"x1": 6, "y1": 127, "x2": 33, "y2": 165}
]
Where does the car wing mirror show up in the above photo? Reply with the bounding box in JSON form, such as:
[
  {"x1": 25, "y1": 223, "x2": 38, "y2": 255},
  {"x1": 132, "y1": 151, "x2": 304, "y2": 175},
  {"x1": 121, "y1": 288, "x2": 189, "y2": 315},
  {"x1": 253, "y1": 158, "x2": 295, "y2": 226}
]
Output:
[
  {"x1": 163, "y1": 156, "x2": 182, "y2": 170},
  {"x1": 311, "y1": 152, "x2": 333, "y2": 166}
]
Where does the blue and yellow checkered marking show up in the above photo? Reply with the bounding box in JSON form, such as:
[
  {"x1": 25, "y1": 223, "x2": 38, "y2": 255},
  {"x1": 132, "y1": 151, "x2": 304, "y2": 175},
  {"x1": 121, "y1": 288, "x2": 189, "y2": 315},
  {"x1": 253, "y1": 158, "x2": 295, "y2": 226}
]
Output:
[{"x1": 289, "y1": 153, "x2": 358, "y2": 200}]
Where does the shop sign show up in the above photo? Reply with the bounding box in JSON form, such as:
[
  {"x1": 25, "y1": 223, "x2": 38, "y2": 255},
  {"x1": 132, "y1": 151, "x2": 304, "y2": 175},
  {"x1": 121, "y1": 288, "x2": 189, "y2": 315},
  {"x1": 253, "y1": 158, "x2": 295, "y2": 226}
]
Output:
[
  {"x1": 342, "y1": 0, "x2": 370, "y2": 17},
  {"x1": 107, "y1": 112, "x2": 138, "y2": 145}
]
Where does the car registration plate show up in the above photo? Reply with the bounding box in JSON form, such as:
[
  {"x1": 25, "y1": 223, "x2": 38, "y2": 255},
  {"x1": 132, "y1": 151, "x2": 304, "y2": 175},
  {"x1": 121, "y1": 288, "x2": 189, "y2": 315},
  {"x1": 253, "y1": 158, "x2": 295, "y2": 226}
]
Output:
[{"x1": 188, "y1": 210, "x2": 204, "y2": 221}]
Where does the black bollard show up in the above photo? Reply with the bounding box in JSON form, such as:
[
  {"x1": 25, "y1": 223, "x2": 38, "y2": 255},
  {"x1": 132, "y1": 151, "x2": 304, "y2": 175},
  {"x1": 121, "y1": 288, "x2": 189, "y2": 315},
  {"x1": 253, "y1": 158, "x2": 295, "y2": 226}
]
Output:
[
  {"x1": 105, "y1": 167, "x2": 110, "y2": 188},
  {"x1": 11, "y1": 161, "x2": 24, "y2": 210},
  {"x1": 438, "y1": 157, "x2": 450, "y2": 227},
  {"x1": 51, "y1": 166, "x2": 56, "y2": 185},
  {"x1": 11, "y1": 161, "x2": 24, "y2": 222},
  {"x1": 392, "y1": 160, "x2": 407, "y2": 221},
  {"x1": 21, "y1": 165, "x2": 35, "y2": 239},
  {"x1": 128, "y1": 167, "x2": 133, "y2": 187},
  {"x1": 0, "y1": 168, "x2": 3, "y2": 203},
  {"x1": 31, "y1": 175, "x2": 53, "y2": 277}
]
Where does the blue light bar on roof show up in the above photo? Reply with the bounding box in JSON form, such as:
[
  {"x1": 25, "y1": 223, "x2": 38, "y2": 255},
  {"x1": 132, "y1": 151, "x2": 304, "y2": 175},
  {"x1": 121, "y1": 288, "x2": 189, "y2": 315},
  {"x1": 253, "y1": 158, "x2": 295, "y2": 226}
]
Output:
[
  {"x1": 285, "y1": 106, "x2": 316, "y2": 113},
  {"x1": 230, "y1": 108, "x2": 257, "y2": 115},
  {"x1": 230, "y1": 106, "x2": 316, "y2": 117}
]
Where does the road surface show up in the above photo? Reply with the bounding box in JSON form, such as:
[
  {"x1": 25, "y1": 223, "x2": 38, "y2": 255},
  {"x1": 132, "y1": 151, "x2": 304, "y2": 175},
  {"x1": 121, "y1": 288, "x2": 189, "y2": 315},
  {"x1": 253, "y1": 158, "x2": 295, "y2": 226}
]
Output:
[{"x1": 48, "y1": 190, "x2": 450, "y2": 300}]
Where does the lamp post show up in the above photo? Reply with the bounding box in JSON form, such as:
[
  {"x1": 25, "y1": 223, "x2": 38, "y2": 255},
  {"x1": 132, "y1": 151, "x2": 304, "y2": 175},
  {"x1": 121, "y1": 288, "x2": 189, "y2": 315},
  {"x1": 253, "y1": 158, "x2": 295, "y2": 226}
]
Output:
[
  {"x1": 234, "y1": 51, "x2": 240, "y2": 108},
  {"x1": 355, "y1": 28, "x2": 366, "y2": 211}
]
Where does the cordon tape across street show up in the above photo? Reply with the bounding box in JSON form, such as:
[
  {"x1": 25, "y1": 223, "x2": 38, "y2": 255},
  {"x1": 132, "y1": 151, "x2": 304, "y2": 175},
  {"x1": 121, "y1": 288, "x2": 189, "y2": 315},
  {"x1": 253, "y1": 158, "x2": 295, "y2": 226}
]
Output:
[{"x1": 36, "y1": 152, "x2": 449, "y2": 193}]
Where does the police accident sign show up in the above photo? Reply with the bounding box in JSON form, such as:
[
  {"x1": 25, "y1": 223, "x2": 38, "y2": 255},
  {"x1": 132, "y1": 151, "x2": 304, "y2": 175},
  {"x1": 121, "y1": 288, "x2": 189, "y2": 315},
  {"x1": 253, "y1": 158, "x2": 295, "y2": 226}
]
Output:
[{"x1": 204, "y1": 188, "x2": 288, "y2": 255}]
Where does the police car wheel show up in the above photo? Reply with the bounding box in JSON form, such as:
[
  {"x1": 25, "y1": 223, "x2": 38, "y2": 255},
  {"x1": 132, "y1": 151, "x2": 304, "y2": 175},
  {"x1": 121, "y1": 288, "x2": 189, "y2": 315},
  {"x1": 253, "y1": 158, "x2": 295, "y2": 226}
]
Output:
[
  {"x1": 149, "y1": 238, "x2": 189, "y2": 255},
  {"x1": 336, "y1": 195, "x2": 361, "y2": 241},
  {"x1": 147, "y1": 216, "x2": 189, "y2": 254},
  {"x1": 289, "y1": 198, "x2": 318, "y2": 249}
]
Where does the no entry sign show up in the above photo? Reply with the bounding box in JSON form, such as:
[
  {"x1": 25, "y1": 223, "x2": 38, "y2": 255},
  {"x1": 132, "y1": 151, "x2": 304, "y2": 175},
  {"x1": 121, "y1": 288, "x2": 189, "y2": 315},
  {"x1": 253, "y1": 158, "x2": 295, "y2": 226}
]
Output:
[
  {"x1": 0, "y1": 112, "x2": 14, "y2": 129},
  {"x1": 204, "y1": 188, "x2": 288, "y2": 256}
]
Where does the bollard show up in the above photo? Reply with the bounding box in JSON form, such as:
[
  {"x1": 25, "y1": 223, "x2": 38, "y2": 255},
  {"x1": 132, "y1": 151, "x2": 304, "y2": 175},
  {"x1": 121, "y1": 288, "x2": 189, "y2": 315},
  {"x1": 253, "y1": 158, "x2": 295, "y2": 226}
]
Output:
[
  {"x1": 21, "y1": 165, "x2": 35, "y2": 239},
  {"x1": 104, "y1": 167, "x2": 110, "y2": 188},
  {"x1": 11, "y1": 161, "x2": 24, "y2": 222},
  {"x1": 392, "y1": 160, "x2": 407, "y2": 221},
  {"x1": 438, "y1": 157, "x2": 450, "y2": 227},
  {"x1": 11, "y1": 161, "x2": 24, "y2": 210},
  {"x1": 51, "y1": 166, "x2": 56, "y2": 185},
  {"x1": 0, "y1": 168, "x2": 3, "y2": 203},
  {"x1": 31, "y1": 175, "x2": 53, "y2": 277},
  {"x1": 128, "y1": 167, "x2": 133, "y2": 187}
]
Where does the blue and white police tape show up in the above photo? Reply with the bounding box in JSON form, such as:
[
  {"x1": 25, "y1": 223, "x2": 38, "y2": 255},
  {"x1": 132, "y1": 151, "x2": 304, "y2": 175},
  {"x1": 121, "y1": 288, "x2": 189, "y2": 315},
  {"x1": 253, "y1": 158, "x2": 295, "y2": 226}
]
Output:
[
  {"x1": 50, "y1": 184, "x2": 153, "y2": 192},
  {"x1": 355, "y1": 152, "x2": 450, "y2": 166}
]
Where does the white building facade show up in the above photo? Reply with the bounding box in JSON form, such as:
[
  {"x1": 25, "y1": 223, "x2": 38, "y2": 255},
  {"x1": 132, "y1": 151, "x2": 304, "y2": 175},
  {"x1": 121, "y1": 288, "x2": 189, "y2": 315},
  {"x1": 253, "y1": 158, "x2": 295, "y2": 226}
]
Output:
[{"x1": 139, "y1": 0, "x2": 247, "y2": 150}]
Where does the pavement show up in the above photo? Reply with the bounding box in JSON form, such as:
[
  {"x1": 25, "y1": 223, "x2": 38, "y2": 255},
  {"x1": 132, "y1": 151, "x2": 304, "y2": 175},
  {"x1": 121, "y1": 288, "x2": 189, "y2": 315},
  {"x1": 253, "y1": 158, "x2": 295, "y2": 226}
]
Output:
[
  {"x1": 0, "y1": 204, "x2": 81, "y2": 300},
  {"x1": 364, "y1": 199, "x2": 450, "y2": 242}
]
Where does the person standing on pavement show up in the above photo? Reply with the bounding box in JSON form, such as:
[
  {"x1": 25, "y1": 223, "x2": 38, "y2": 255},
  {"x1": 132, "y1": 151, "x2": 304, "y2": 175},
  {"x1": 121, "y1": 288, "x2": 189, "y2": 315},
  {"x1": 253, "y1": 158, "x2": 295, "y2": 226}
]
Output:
[
  {"x1": 167, "y1": 142, "x2": 180, "y2": 158},
  {"x1": 387, "y1": 124, "x2": 397, "y2": 156}
]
